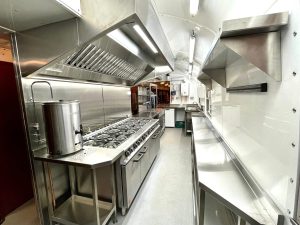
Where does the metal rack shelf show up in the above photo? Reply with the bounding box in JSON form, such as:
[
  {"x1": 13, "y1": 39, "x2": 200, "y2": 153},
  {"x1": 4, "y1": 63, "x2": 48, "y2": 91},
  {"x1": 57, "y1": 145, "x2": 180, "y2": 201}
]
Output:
[{"x1": 52, "y1": 195, "x2": 114, "y2": 225}]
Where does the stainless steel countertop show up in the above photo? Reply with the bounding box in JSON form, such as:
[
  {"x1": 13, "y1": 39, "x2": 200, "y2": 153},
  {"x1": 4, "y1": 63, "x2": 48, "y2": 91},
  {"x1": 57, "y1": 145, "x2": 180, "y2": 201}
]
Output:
[
  {"x1": 132, "y1": 108, "x2": 165, "y2": 118},
  {"x1": 34, "y1": 118, "x2": 159, "y2": 168},
  {"x1": 157, "y1": 104, "x2": 187, "y2": 109},
  {"x1": 192, "y1": 116, "x2": 274, "y2": 225}
]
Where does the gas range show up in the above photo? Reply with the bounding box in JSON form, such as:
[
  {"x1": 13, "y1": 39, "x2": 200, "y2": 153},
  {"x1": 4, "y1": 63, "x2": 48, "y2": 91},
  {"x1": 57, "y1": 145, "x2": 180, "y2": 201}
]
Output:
[{"x1": 83, "y1": 118, "x2": 160, "y2": 163}]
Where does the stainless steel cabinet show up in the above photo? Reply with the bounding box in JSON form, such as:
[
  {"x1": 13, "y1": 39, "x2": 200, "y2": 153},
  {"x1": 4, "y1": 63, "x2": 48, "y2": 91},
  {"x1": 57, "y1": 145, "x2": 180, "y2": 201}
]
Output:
[
  {"x1": 150, "y1": 132, "x2": 160, "y2": 163},
  {"x1": 140, "y1": 144, "x2": 151, "y2": 181},
  {"x1": 122, "y1": 153, "x2": 142, "y2": 208}
]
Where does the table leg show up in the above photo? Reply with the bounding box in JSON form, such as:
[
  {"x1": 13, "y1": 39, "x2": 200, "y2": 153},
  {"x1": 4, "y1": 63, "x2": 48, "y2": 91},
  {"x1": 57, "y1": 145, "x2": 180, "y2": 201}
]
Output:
[
  {"x1": 238, "y1": 216, "x2": 246, "y2": 225},
  {"x1": 199, "y1": 189, "x2": 205, "y2": 225},
  {"x1": 68, "y1": 166, "x2": 76, "y2": 195},
  {"x1": 42, "y1": 162, "x2": 54, "y2": 225},
  {"x1": 91, "y1": 169, "x2": 101, "y2": 225},
  {"x1": 111, "y1": 164, "x2": 118, "y2": 223}
]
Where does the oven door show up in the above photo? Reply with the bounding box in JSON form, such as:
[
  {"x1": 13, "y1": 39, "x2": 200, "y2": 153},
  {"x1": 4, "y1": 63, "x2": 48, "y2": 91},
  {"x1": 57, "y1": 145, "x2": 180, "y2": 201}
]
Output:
[
  {"x1": 122, "y1": 152, "x2": 143, "y2": 208},
  {"x1": 140, "y1": 143, "x2": 151, "y2": 182},
  {"x1": 150, "y1": 131, "x2": 160, "y2": 163}
]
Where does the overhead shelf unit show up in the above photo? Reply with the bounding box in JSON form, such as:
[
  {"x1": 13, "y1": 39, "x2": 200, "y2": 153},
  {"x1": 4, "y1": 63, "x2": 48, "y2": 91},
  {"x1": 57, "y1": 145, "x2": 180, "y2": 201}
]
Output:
[
  {"x1": 198, "y1": 12, "x2": 289, "y2": 88},
  {"x1": 198, "y1": 72, "x2": 212, "y2": 90}
]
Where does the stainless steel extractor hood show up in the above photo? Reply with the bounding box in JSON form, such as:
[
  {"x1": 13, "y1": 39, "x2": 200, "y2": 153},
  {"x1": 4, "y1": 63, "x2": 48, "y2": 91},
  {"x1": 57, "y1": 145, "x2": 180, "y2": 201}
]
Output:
[
  {"x1": 199, "y1": 12, "x2": 289, "y2": 88},
  {"x1": 4, "y1": 0, "x2": 174, "y2": 85}
]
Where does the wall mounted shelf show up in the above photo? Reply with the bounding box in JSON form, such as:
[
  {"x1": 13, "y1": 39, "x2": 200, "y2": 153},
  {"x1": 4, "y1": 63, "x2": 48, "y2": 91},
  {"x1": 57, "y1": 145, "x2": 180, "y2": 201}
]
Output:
[
  {"x1": 198, "y1": 72, "x2": 212, "y2": 90},
  {"x1": 200, "y1": 12, "x2": 289, "y2": 88}
]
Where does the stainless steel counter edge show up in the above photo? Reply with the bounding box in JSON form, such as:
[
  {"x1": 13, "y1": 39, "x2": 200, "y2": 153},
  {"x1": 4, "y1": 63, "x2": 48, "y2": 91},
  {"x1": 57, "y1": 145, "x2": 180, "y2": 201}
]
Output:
[
  {"x1": 132, "y1": 108, "x2": 165, "y2": 118},
  {"x1": 34, "y1": 146, "x2": 124, "y2": 169},
  {"x1": 191, "y1": 116, "x2": 277, "y2": 225}
]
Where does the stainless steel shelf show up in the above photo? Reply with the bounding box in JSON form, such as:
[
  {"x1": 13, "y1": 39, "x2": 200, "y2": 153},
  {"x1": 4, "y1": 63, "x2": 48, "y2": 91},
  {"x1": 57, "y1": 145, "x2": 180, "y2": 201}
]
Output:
[
  {"x1": 200, "y1": 12, "x2": 289, "y2": 87},
  {"x1": 52, "y1": 195, "x2": 114, "y2": 225}
]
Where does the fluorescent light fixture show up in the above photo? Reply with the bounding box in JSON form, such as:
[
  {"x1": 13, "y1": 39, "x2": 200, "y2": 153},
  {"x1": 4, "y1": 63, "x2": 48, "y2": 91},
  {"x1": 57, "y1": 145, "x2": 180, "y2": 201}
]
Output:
[
  {"x1": 190, "y1": 0, "x2": 199, "y2": 16},
  {"x1": 188, "y1": 64, "x2": 193, "y2": 74},
  {"x1": 55, "y1": 0, "x2": 82, "y2": 16},
  {"x1": 155, "y1": 66, "x2": 172, "y2": 73},
  {"x1": 189, "y1": 34, "x2": 196, "y2": 64},
  {"x1": 133, "y1": 24, "x2": 158, "y2": 54},
  {"x1": 107, "y1": 29, "x2": 140, "y2": 55},
  {"x1": 45, "y1": 67, "x2": 62, "y2": 73}
]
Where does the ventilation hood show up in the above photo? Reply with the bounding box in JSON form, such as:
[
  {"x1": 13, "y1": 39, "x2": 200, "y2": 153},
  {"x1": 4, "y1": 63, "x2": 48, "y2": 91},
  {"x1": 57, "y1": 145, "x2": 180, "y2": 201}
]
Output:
[
  {"x1": 7, "y1": 0, "x2": 174, "y2": 85},
  {"x1": 198, "y1": 12, "x2": 289, "y2": 88}
]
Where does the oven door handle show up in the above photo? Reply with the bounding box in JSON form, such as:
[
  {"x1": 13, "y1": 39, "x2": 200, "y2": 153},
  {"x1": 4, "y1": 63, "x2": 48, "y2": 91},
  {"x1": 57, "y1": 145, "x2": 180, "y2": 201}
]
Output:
[
  {"x1": 140, "y1": 146, "x2": 149, "y2": 153},
  {"x1": 133, "y1": 153, "x2": 144, "y2": 162}
]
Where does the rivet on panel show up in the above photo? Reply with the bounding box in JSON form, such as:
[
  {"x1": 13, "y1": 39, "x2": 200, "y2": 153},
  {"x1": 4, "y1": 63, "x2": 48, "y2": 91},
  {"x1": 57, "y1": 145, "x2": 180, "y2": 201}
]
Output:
[
  {"x1": 292, "y1": 108, "x2": 297, "y2": 113},
  {"x1": 293, "y1": 72, "x2": 297, "y2": 76},
  {"x1": 293, "y1": 32, "x2": 297, "y2": 37},
  {"x1": 288, "y1": 209, "x2": 291, "y2": 214},
  {"x1": 290, "y1": 178, "x2": 294, "y2": 183},
  {"x1": 292, "y1": 143, "x2": 296, "y2": 148}
]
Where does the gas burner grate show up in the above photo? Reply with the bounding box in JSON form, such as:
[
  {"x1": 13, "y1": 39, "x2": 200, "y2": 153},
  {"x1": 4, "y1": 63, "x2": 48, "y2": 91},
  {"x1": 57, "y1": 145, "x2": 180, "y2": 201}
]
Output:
[{"x1": 84, "y1": 118, "x2": 151, "y2": 149}]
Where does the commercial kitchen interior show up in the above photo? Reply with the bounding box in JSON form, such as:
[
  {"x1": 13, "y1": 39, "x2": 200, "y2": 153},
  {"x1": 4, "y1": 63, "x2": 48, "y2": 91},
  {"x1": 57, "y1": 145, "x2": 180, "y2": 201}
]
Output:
[{"x1": 0, "y1": 0, "x2": 299, "y2": 225}]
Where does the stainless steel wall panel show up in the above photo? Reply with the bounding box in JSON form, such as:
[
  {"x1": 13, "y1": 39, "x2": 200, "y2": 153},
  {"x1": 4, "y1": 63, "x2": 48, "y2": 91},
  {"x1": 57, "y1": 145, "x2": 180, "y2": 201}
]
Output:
[
  {"x1": 16, "y1": 19, "x2": 79, "y2": 76},
  {"x1": 102, "y1": 85, "x2": 131, "y2": 125},
  {"x1": 75, "y1": 166, "x2": 113, "y2": 201}
]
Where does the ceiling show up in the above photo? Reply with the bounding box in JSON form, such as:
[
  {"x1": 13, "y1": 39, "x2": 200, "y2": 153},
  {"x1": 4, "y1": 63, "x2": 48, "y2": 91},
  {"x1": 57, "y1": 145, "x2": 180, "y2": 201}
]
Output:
[{"x1": 152, "y1": 0, "x2": 281, "y2": 79}]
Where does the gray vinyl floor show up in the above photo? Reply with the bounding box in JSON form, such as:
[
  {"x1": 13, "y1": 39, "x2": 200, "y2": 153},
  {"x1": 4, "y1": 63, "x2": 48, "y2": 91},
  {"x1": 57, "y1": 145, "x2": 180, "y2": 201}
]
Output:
[{"x1": 110, "y1": 128, "x2": 193, "y2": 225}]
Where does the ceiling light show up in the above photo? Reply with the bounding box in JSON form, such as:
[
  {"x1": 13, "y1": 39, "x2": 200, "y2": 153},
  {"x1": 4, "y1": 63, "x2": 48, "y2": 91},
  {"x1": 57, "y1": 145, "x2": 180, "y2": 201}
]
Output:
[
  {"x1": 133, "y1": 24, "x2": 158, "y2": 54},
  {"x1": 155, "y1": 66, "x2": 172, "y2": 73},
  {"x1": 107, "y1": 29, "x2": 140, "y2": 55},
  {"x1": 188, "y1": 64, "x2": 193, "y2": 74},
  {"x1": 189, "y1": 33, "x2": 196, "y2": 64},
  {"x1": 190, "y1": 0, "x2": 199, "y2": 16}
]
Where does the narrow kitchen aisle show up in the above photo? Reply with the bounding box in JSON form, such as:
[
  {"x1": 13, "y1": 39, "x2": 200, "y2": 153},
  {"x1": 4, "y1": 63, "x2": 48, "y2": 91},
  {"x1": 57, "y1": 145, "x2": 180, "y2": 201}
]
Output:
[{"x1": 111, "y1": 128, "x2": 193, "y2": 225}]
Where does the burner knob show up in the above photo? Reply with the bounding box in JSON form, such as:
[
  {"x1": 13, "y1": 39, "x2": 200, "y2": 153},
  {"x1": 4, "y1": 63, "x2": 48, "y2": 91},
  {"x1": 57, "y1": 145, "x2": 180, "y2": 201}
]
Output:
[{"x1": 125, "y1": 150, "x2": 131, "y2": 157}]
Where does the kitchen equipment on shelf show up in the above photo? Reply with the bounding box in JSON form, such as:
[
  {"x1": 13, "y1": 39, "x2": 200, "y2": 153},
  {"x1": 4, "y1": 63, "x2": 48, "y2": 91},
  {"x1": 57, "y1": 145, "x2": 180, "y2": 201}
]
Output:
[{"x1": 42, "y1": 100, "x2": 83, "y2": 156}]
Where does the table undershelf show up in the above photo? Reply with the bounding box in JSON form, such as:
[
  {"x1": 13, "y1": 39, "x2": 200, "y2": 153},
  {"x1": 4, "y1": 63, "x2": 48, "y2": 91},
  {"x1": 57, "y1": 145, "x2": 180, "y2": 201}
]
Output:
[{"x1": 52, "y1": 195, "x2": 114, "y2": 225}]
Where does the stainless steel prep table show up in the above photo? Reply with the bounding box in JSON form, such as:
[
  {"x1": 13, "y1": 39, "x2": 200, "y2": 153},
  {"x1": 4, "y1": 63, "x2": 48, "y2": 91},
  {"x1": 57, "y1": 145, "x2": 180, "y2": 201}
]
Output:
[
  {"x1": 34, "y1": 146, "x2": 123, "y2": 225},
  {"x1": 192, "y1": 116, "x2": 280, "y2": 225}
]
